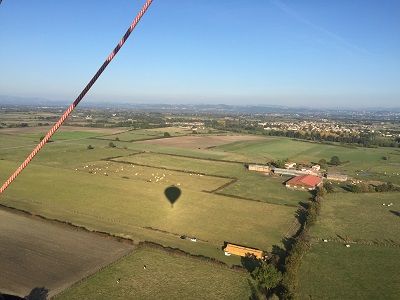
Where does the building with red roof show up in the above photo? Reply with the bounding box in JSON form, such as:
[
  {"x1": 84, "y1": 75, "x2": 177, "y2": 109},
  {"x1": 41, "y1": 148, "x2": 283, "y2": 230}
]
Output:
[{"x1": 285, "y1": 174, "x2": 323, "y2": 191}]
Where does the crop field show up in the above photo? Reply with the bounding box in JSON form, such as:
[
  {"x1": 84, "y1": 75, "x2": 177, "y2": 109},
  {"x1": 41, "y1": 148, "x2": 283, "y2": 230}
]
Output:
[
  {"x1": 0, "y1": 208, "x2": 134, "y2": 298},
  {"x1": 56, "y1": 245, "x2": 251, "y2": 300},
  {"x1": 298, "y1": 192, "x2": 400, "y2": 299}
]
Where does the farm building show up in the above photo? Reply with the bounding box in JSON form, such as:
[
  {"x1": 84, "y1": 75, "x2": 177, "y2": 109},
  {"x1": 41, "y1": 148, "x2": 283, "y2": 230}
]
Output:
[
  {"x1": 286, "y1": 174, "x2": 323, "y2": 190},
  {"x1": 284, "y1": 162, "x2": 296, "y2": 169},
  {"x1": 311, "y1": 164, "x2": 321, "y2": 171},
  {"x1": 223, "y1": 243, "x2": 264, "y2": 259},
  {"x1": 326, "y1": 173, "x2": 348, "y2": 182},
  {"x1": 248, "y1": 164, "x2": 271, "y2": 173},
  {"x1": 272, "y1": 167, "x2": 320, "y2": 176}
]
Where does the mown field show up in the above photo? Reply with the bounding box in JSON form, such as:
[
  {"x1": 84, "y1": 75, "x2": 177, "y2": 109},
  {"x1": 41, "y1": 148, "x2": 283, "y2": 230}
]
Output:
[
  {"x1": 0, "y1": 208, "x2": 134, "y2": 298},
  {"x1": 56, "y1": 245, "x2": 251, "y2": 300},
  {"x1": 298, "y1": 192, "x2": 400, "y2": 299}
]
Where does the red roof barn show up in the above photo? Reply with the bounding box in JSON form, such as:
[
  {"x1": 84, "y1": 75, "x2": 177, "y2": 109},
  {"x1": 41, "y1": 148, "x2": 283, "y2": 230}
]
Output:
[{"x1": 286, "y1": 174, "x2": 322, "y2": 190}]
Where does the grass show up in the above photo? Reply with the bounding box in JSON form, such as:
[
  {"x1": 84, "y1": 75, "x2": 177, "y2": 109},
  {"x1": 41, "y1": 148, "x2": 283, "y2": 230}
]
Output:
[
  {"x1": 114, "y1": 152, "x2": 244, "y2": 177},
  {"x1": 298, "y1": 242, "x2": 400, "y2": 300},
  {"x1": 56, "y1": 246, "x2": 251, "y2": 300},
  {"x1": 311, "y1": 192, "x2": 400, "y2": 243},
  {"x1": 96, "y1": 127, "x2": 190, "y2": 142},
  {"x1": 220, "y1": 172, "x2": 310, "y2": 206},
  {"x1": 3, "y1": 126, "x2": 399, "y2": 299},
  {"x1": 298, "y1": 190, "x2": 400, "y2": 299},
  {"x1": 114, "y1": 152, "x2": 310, "y2": 206},
  {"x1": 214, "y1": 138, "x2": 400, "y2": 184},
  {"x1": 0, "y1": 159, "x2": 296, "y2": 262}
]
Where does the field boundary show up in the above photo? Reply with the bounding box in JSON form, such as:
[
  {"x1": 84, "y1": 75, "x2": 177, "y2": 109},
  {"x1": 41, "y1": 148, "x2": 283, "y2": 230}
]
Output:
[
  {"x1": 310, "y1": 236, "x2": 400, "y2": 248},
  {"x1": 106, "y1": 153, "x2": 300, "y2": 207},
  {"x1": 0, "y1": 204, "x2": 135, "y2": 245},
  {"x1": 54, "y1": 240, "x2": 247, "y2": 299}
]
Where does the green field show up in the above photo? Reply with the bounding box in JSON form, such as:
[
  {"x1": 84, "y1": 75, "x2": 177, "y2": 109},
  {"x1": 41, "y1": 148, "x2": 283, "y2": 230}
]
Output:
[
  {"x1": 95, "y1": 127, "x2": 190, "y2": 142},
  {"x1": 298, "y1": 242, "x2": 400, "y2": 300},
  {"x1": 115, "y1": 152, "x2": 309, "y2": 206},
  {"x1": 311, "y1": 192, "x2": 400, "y2": 243},
  {"x1": 56, "y1": 246, "x2": 251, "y2": 300},
  {"x1": 298, "y1": 192, "x2": 400, "y2": 299},
  {"x1": 213, "y1": 138, "x2": 400, "y2": 184},
  {"x1": 2, "y1": 126, "x2": 399, "y2": 298},
  {"x1": 0, "y1": 157, "x2": 296, "y2": 263}
]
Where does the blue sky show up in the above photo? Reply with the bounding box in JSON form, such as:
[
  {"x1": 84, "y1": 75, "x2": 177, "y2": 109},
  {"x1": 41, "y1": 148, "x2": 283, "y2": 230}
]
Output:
[{"x1": 0, "y1": 0, "x2": 399, "y2": 108}]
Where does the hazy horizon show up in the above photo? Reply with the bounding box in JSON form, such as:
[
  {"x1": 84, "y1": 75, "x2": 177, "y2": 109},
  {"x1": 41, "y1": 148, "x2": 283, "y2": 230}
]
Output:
[{"x1": 1, "y1": 1, "x2": 399, "y2": 108}]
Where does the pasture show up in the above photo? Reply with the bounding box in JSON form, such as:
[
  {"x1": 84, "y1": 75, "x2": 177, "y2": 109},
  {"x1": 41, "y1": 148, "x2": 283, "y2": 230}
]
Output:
[
  {"x1": 298, "y1": 242, "x2": 400, "y2": 300},
  {"x1": 0, "y1": 208, "x2": 134, "y2": 298},
  {"x1": 213, "y1": 138, "x2": 400, "y2": 184},
  {"x1": 0, "y1": 158, "x2": 297, "y2": 263},
  {"x1": 3, "y1": 124, "x2": 398, "y2": 298},
  {"x1": 298, "y1": 191, "x2": 400, "y2": 299},
  {"x1": 56, "y1": 245, "x2": 251, "y2": 300},
  {"x1": 311, "y1": 192, "x2": 400, "y2": 243},
  {"x1": 141, "y1": 134, "x2": 266, "y2": 149},
  {"x1": 114, "y1": 152, "x2": 309, "y2": 206},
  {"x1": 94, "y1": 127, "x2": 189, "y2": 142}
]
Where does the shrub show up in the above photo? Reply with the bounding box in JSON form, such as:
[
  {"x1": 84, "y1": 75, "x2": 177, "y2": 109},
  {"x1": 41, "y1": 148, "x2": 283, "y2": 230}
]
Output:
[
  {"x1": 87, "y1": 145, "x2": 94, "y2": 150},
  {"x1": 163, "y1": 132, "x2": 171, "y2": 138},
  {"x1": 108, "y1": 142, "x2": 116, "y2": 148},
  {"x1": 252, "y1": 262, "x2": 282, "y2": 295},
  {"x1": 329, "y1": 156, "x2": 341, "y2": 166}
]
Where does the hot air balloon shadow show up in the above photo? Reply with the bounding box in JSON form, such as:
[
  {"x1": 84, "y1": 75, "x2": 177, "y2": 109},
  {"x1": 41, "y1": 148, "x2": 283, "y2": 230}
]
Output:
[{"x1": 164, "y1": 185, "x2": 181, "y2": 208}]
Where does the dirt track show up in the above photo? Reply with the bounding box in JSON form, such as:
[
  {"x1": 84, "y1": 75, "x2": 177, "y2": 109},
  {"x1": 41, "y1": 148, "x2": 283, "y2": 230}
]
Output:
[
  {"x1": 0, "y1": 208, "x2": 134, "y2": 298},
  {"x1": 140, "y1": 135, "x2": 265, "y2": 149}
]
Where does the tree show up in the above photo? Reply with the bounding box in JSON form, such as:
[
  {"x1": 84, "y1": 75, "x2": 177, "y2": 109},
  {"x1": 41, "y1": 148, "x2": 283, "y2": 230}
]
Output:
[
  {"x1": 252, "y1": 262, "x2": 282, "y2": 295},
  {"x1": 163, "y1": 132, "x2": 171, "y2": 138},
  {"x1": 115, "y1": 137, "x2": 120, "y2": 141},
  {"x1": 39, "y1": 135, "x2": 53, "y2": 143},
  {"x1": 271, "y1": 159, "x2": 288, "y2": 168},
  {"x1": 87, "y1": 145, "x2": 94, "y2": 150},
  {"x1": 329, "y1": 156, "x2": 341, "y2": 166},
  {"x1": 108, "y1": 142, "x2": 116, "y2": 148},
  {"x1": 318, "y1": 158, "x2": 328, "y2": 169},
  {"x1": 324, "y1": 181, "x2": 334, "y2": 193}
]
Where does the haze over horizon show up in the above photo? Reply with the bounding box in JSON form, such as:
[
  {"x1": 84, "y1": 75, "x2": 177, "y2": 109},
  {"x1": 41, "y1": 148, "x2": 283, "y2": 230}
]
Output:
[{"x1": 1, "y1": 0, "x2": 399, "y2": 108}]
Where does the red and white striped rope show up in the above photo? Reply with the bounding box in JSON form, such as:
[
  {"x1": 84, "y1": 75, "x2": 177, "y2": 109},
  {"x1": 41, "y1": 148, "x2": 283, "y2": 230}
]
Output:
[{"x1": 0, "y1": 0, "x2": 153, "y2": 194}]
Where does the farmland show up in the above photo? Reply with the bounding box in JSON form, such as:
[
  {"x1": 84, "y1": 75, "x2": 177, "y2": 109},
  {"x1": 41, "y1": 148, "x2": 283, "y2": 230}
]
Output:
[
  {"x1": 298, "y1": 243, "x2": 400, "y2": 300},
  {"x1": 1, "y1": 120, "x2": 400, "y2": 298},
  {"x1": 298, "y1": 192, "x2": 400, "y2": 299},
  {"x1": 56, "y1": 245, "x2": 251, "y2": 300},
  {"x1": 213, "y1": 138, "x2": 400, "y2": 184},
  {"x1": 0, "y1": 208, "x2": 133, "y2": 298}
]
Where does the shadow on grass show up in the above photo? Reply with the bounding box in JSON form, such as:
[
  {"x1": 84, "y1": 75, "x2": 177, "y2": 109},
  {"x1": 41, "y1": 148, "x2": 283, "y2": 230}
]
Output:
[
  {"x1": 390, "y1": 210, "x2": 400, "y2": 217},
  {"x1": 0, "y1": 287, "x2": 48, "y2": 300},
  {"x1": 25, "y1": 287, "x2": 48, "y2": 300},
  {"x1": 241, "y1": 254, "x2": 262, "y2": 273}
]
